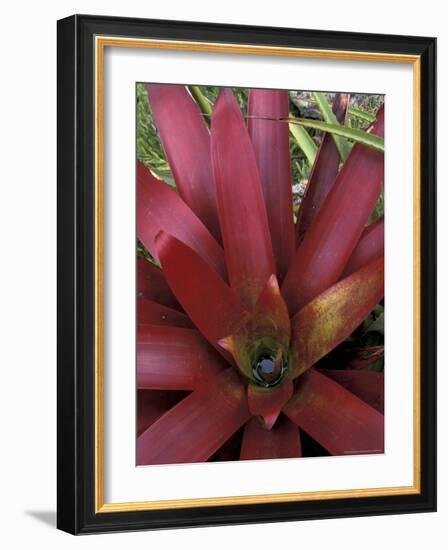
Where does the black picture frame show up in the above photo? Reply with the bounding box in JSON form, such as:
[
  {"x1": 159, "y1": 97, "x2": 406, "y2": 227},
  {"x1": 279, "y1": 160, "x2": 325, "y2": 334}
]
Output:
[{"x1": 57, "y1": 14, "x2": 436, "y2": 534}]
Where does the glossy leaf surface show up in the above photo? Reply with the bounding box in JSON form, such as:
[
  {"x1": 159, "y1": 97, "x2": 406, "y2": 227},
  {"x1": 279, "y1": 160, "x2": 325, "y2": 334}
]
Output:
[
  {"x1": 319, "y1": 369, "x2": 384, "y2": 413},
  {"x1": 240, "y1": 416, "x2": 302, "y2": 460},
  {"x1": 248, "y1": 89, "x2": 295, "y2": 280},
  {"x1": 137, "y1": 298, "x2": 193, "y2": 328},
  {"x1": 137, "y1": 256, "x2": 180, "y2": 310},
  {"x1": 211, "y1": 89, "x2": 276, "y2": 308},
  {"x1": 137, "y1": 325, "x2": 227, "y2": 390},
  {"x1": 146, "y1": 84, "x2": 220, "y2": 239},
  {"x1": 284, "y1": 369, "x2": 384, "y2": 455},
  {"x1": 290, "y1": 257, "x2": 384, "y2": 377},
  {"x1": 342, "y1": 216, "x2": 384, "y2": 277},
  {"x1": 156, "y1": 232, "x2": 248, "y2": 348},
  {"x1": 137, "y1": 162, "x2": 226, "y2": 277},
  {"x1": 137, "y1": 369, "x2": 250, "y2": 464},
  {"x1": 282, "y1": 108, "x2": 384, "y2": 315}
]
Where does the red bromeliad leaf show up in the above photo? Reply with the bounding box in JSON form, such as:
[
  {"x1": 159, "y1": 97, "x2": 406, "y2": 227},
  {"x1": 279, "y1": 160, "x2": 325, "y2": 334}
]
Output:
[
  {"x1": 137, "y1": 390, "x2": 188, "y2": 436},
  {"x1": 217, "y1": 335, "x2": 249, "y2": 375},
  {"x1": 284, "y1": 369, "x2": 384, "y2": 455},
  {"x1": 137, "y1": 256, "x2": 180, "y2": 310},
  {"x1": 342, "y1": 216, "x2": 384, "y2": 277},
  {"x1": 251, "y1": 274, "x2": 291, "y2": 347},
  {"x1": 137, "y1": 298, "x2": 193, "y2": 328},
  {"x1": 211, "y1": 88, "x2": 276, "y2": 309},
  {"x1": 240, "y1": 415, "x2": 302, "y2": 460},
  {"x1": 155, "y1": 232, "x2": 248, "y2": 347},
  {"x1": 248, "y1": 89, "x2": 295, "y2": 280},
  {"x1": 145, "y1": 84, "x2": 220, "y2": 240},
  {"x1": 282, "y1": 106, "x2": 384, "y2": 316},
  {"x1": 290, "y1": 256, "x2": 384, "y2": 378},
  {"x1": 296, "y1": 93, "x2": 350, "y2": 244},
  {"x1": 137, "y1": 369, "x2": 250, "y2": 465},
  {"x1": 137, "y1": 325, "x2": 227, "y2": 391},
  {"x1": 247, "y1": 379, "x2": 294, "y2": 430},
  {"x1": 137, "y1": 162, "x2": 226, "y2": 278},
  {"x1": 319, "y1": 369, "x2": 384, "y2": 413}
]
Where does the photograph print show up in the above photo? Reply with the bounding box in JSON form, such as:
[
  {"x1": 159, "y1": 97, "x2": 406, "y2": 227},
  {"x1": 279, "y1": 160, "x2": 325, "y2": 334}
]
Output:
[{"x1": 135, "y1": 83, "x2": 385, "y2": 466}]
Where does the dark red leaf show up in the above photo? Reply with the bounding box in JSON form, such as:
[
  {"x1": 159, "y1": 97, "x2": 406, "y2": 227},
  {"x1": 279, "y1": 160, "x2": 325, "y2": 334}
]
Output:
[
  {"x1": 146, "y1": 84, "x2": 220, "y2": 239},
  {"x1": 138, "y1": 298, "x2": 193, "y2": 328},
  {"x1": 155, "y1": 232, "x2": 248, "y2": 348},
  {"x1": 247, "y1": 379, "x2": 294, "y2": 430},
  {"x1": 290, "y1": 257, "x2": 384, "y2": 378},
  {"x1": 137, "y1": 369, "x2": 250, "y2": 465},
  {"x1": 282, "y1": 107, "x2": 384, "y2": 315},
  {"x1": 284, "y1": 369, "x2": 384, "y2": 455},
  {"x1": 137, "y1": 162, "x2": 226, "y2": 278},
  {"x1": 137, "y1": 390, "x2": 188, "y2": 436},
  {"x1": 137, "y1": 256, "x2": 180, "y2": 310},
  {"x1": 240, "y1": 415, "x2": 302, "y2": 460},
  {"x1": 137, "y1": 325, "x2": 227, "y2": 391},
  {"x1": 248, "y1": 89, "x2": 295, "y2": 280},
  {"x1": 211, "y1": 88, "x2": 276, "y2": 308},
  {"x1": 318, "y1": 369, "x2": 384, "y2": 413},
  {"x1": 296, "y1": 93, "x2": 350, "y2": 244},
  {"x1": 342, "y1": 216, "x2": 384, "y2": 277},
  {"x1": 210, "y1": 429, "x2": 244, "y2": 462}
]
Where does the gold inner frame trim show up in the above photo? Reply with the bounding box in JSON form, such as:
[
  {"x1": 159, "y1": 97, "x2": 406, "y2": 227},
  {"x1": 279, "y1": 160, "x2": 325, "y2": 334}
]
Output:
[{"x1": 94, "y1": 35, "x2": 421, "y2": 513}]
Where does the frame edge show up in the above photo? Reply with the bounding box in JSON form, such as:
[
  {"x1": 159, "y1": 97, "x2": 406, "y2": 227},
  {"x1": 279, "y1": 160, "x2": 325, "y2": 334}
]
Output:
[{"x1": 57, "y1": 14, "x2": 80, "y2": 535}]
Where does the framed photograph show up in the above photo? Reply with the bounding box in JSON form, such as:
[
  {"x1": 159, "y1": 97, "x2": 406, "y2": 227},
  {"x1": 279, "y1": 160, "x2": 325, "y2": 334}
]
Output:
[{"x1": 57, "y1": 14, "x2": 436, "y2": 534}]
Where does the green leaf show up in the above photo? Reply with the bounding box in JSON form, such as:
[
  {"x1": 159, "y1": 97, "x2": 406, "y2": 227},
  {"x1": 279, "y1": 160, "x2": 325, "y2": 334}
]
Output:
[
  {"x1": 364, "y1": 312, "x2": 384, "y2": 335},
  {"x1": 150, "y1": 168, "x2": 176, "y2": 188},
  {"x1": 348, "y1": 107, "x2": 376, "y2": 124},
  {"x1": 288, "y1": 117, "x2": 384, "y2": 153},
  {"x1": 188, "y1": 85, "x2": 212, "y2": 123},
  {"x1": 289, "y1": 124, "x2": 317, "y2": 165},
  {"x1": 313, "y1": 92, "x2": 350, "y2": 160},
  {"x1": 367, "y1": 358, "x2": 384, "y2": 372}
]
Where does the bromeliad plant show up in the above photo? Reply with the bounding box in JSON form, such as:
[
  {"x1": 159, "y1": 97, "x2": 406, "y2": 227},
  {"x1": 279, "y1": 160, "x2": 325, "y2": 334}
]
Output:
[{"x1": 136, "y1": 85, "x2": 385, "y2": 464}]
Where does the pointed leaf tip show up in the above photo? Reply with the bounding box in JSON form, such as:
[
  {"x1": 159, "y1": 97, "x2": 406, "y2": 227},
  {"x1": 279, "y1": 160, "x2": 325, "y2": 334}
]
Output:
[
  {"x1": 137, "y1": 162, "x2": 226, "y2": 278},
  {"x1": 145, "y1": 84, "x2": 220, "y2": 239},
  {"x1": 296, "y1": 93, "x2": 350, "y2": 244},
  {"x1": 283, "y1": 117, "x2": 384, "y2": 315},
  {"x1": 155, "y1": 231, "x2": 248, "y2": 350},
  {"x1": 248, "y1": 88, "x2": 295, "y2": 280},
  {"x1": 247, "y1": 379, "x2": 294, "y2": 430},
  {"x1": 342, "y1": 216, "x2": 384, "y2": 277},
  {"x1": 211, "y1": 88, "x2": 276, "y2": 308},
  {"x1": 251, "y1": 273, "x2": 291, "y2": 348}
]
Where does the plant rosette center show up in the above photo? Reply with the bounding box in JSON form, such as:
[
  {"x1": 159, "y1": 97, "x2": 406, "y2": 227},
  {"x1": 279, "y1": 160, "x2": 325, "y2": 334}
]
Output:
[
  {"x1": 250, "y1": 339, "x2": 289, "y2": 388},
  {"x1": 217, "y1": 279, "x2": 295, "y2": 430}
]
